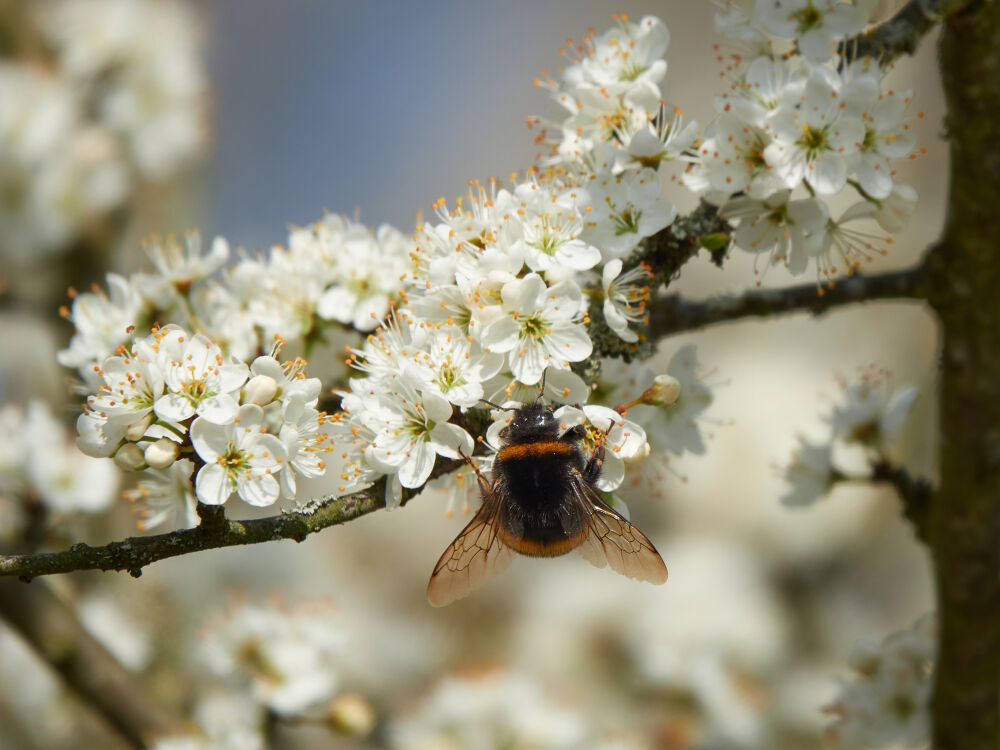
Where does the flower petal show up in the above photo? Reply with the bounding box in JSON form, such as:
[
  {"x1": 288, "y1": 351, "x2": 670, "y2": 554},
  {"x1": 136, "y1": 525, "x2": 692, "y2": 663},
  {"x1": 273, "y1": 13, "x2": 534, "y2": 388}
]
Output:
[{"x1": 195, "y1": 463, "x2": 232, "y2": 505}]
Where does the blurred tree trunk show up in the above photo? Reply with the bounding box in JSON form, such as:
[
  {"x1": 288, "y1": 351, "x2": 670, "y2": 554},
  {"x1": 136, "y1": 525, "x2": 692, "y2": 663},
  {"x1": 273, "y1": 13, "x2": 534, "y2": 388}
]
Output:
[{"x1": 927, "y1": 2, "x2": 1000, "y2": 747}]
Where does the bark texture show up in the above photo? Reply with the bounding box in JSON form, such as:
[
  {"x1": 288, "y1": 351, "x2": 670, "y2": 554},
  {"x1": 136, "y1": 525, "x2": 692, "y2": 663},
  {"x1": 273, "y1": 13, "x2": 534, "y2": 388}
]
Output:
[{"x1": 925, "y1": 2, "x2": 1000, "y2": 746}]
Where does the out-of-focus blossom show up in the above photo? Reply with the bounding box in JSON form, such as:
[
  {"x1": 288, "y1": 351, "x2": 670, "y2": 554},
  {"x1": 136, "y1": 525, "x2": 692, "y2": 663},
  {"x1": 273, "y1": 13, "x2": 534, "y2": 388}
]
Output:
[
  {"x1": 389, "y1": 670, "x2": 589, "y2": 750},
  {"x1": 1, "y1": 400, "x2": 117, "y2": 516},
  {"x1": 826, "y1": 613, "x2": 935, "y2": 748},
  {"x1": 201, "y1": 597, "x2": 348, "y2": 717}
]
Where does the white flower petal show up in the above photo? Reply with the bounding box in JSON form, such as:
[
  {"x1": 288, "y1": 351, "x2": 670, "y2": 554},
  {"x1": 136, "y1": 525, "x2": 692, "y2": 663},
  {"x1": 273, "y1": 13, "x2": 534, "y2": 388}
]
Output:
[
  {"x1": 480, "y1": 316, "x2": 520, "y2": 353},
  {"x1": 196, "y1": 463, "x2": 232, "y2": 505},
  {"x1": 596, "y1": 455, "x2": 625, "y2": 492},
  {"x1": 544, "y1": 323, "x2": 593, "y2": 363},
  {"x1": 239, "y1": 472, "x2": 281, "y2": 507},
  {"x1": 190, "y1": 417, "x2": 229, "y2": 462},
  {"x1": 429, "y1": 422, "x2": 474, "y2": 460},
  {"x1": 154, "y1": 393, "x2": 196, "y2": 423},
  {"x1": 397, "y1": 441, "x2": 435, "y2": 488},
  {"x1": 197, "y1": 394, "x2": 239, "y2": 425}
]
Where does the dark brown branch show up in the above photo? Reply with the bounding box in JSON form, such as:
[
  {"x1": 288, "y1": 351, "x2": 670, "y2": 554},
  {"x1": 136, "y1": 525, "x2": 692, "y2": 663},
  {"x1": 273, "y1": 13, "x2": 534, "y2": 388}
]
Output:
[
  {"x1": 0, "y1": 580, "x2": 182, "y2": 748},
  {"x1": 845, "y1": 0, "x2": 946, "y2": 63},
  {"x1": 631, "y1": 201, "x2": 729, "y2": 286},
  {"x1": 647, "y1": 265, "x2": 927, "y2": 338},
  {"x1": 0, "y1": 487, "x2": 385, "y2": 580},
  {"x1": 871, "y1": 460, "x2": 933, "y2": 542}
]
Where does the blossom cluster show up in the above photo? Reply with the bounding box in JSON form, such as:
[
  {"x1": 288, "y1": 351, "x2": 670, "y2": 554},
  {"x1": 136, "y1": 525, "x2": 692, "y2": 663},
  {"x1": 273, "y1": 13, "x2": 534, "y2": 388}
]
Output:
[
  {"x1": 76, "y1": 324, "x2": 332, "y2": 512},
  {"x1": 688, "y1": 1, "x2": 922, "y2": 281},
  {"x1": 59, "y1": 220, "x2": 409, "y2": 387},
  {"x1": 826, "y1": 613, "x2": 935, "y2": 748},
  {"x1": 529, "y1": 14, "x2": 699, "y2": 179},
  {"x1": 528, "y1": 5, "x2": 922, "y2": 284},
  {"x1": 0, "y1": 0, "x2": 205, "y2": 264},
  {"x1": 56, "y1": 12, "x2": 743, "y2": 521},
  {"x1": 780, "y1": 367, "x2": 918, "y2": 506}
]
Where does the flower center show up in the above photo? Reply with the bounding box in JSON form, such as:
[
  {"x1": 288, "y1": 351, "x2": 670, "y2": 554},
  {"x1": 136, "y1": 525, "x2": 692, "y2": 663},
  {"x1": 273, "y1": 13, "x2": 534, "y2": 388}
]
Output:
[
  {"x1": 219, "y1": 445, "x2": 249, "y2": 474},
  {"x1": 860, "y1": 126, "x2": 878, "y2": 153},
  {"x1": 614, "y1": 206, "x2": 642, "y2": 236},
  {"x1": 520, "y1": 314, "x2": 551, "y2": 341},
  {"x1": 181, "y1": 377, "x2": 211, "y2": 403},
  {"x1": 797, "y1": 125, "x2": 831, "y2": 160},
  {"x1": 793, "y1": 4, "x2": 823, "y2": 32},
  {"x1": 618, "y1": 59, "x2": 647, "y2": 82},
  {"x1": 436, "y1": 362, "x2": 465, "y2": 392}
]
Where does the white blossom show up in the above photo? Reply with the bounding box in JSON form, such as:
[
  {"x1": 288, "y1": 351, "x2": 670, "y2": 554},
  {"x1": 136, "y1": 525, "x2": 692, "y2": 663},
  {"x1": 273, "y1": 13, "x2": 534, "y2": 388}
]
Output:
[
  {"x1": 125, "y1": 458, "x2": 198, "y2": 531},
  {"x1": 603, "y1": 345, "x2": 716, "y2": 455},
  {"x1": 359, "y1": 376, "x2": 472, "y2": 496},
  {"x1": 154, "y1": 326, "x2": 249, "y2": 426},
  {"x1": 764, "y1": 65, "x2": 864, "y2": 195},
  {"x1": 58, "y1": 273, "x2": 145, "y2": 386},
  {"x1": 828, "y1": 376, "x2": 918, "y2": 452},
  {"x1": 724, "y1": 190, "x2": 829, "y2": 274},
  {"x1": 581, "y1": 168, "x2": 676, "y2": 258},
  {"x1": 133, "y1": 233, "x2": 229, "y2": 306},
  {"x1": 480, "y1": 273, "x2": 592, "y2": 386},
  {"x1": 779, "y1": 437, "x2": 836, "y2": 506},
  {"x1": 756, "y1": 0, "x2": 866, "y2": 61},
  {"x1": 553, "y1": 404, "x2": 648, "y2": 491},
  {"x1": 190, "y1": 404, "x2": 287, "y2": 507},
  {"x1": 602, "y1": 259, "x2": 652, "y2": 343}
]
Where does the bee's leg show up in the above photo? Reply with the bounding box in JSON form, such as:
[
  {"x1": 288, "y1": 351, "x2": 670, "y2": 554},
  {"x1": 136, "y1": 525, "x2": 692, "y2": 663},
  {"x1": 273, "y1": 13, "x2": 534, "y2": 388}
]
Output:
[
  {"x1": 583, "y1": 422, "x2": 614, "y2": 484},
  {"x1": 559, "y1": 424, "x2": 587, "y2": 443},
  {"x1": 456, "y1": 447, "x2": 491, "y2": 494}
]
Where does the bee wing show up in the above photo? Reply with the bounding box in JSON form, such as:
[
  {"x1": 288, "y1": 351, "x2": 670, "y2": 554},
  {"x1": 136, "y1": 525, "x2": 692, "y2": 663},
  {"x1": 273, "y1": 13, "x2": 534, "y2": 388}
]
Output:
[
  {"x1": 426, "y1": 483, "x2": 514, "y2": 607},
  {"x1": 569, "y1": 474, "x2": 668, "y2": 585}
]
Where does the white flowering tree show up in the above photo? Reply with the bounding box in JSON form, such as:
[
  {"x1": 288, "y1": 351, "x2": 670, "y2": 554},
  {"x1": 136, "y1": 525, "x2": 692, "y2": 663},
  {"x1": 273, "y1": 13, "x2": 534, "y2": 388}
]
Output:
[{"x1": 0, "y1": 1, "x2": 996, "y2": 749}]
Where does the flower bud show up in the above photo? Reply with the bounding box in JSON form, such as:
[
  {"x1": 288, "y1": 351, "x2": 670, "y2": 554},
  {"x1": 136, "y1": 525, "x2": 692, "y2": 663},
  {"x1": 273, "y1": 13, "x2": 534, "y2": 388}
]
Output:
[
  {"x1": 144, "y1": 438, "x2": 179, "y2": 469},
  {"x1": 243, "y1": 374, "x2": 278, "y2": 406},
  {"x1": 124, "y1": 413, "x2": 154, "y2": 442},
  {"x1": 113, "y1": 443, "x2": 147, "y2": 471},
  {"x1": 327, "y1": 694, "x2": 376, "y2": 737},
  {"x1": 646, "y1": 374, "x2": 681, "y2": 406}
]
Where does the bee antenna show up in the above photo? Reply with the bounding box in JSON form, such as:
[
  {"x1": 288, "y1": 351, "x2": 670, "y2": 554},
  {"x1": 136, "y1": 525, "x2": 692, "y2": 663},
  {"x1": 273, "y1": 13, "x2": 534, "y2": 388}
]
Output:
[
  {"x1": 478, "y1": 398, "x2": 503, "y2": 409},
  {"x1": 537, "y1": 369, "x2": 548, "y2": 404}
]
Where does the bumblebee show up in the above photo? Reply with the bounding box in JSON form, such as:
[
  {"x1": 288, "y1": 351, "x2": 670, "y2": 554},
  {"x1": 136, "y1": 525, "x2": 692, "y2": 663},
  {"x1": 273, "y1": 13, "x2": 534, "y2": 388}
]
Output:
[{"x1": 427, "y1": 400, "x2": 668, "y2": 606}]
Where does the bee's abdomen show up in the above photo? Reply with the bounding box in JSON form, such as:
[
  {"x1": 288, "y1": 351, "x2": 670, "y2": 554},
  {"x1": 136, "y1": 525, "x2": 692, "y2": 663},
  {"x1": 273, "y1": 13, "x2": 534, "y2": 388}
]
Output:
[{"x1": 494, "y1": 440, "x2": 587, "y2": 557}]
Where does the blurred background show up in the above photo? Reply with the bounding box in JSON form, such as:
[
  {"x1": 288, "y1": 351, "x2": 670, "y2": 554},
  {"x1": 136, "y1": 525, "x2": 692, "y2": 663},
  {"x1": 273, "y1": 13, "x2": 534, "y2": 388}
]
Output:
[{"x1": 0, "y1": 1, "x2": 943, "y2": 748}]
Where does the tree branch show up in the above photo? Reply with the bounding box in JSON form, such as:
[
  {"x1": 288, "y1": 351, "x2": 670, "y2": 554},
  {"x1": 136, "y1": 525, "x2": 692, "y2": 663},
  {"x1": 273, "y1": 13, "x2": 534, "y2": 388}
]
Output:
[
  {"x1": 0, "y1": 486, "x2": 385, "y2": 580},
  {"x1": 646, "y1": 265, "x2": 926, "y2": 338},
  {"x1": 0, "y1": 580, "x2": 183, "y2": 748},
  {"x1": 871, "y1": 460, "x2": 933, "y2": 542},
  {"x1": 845, "y1": 0, "x2": 947, "y2": 64}
]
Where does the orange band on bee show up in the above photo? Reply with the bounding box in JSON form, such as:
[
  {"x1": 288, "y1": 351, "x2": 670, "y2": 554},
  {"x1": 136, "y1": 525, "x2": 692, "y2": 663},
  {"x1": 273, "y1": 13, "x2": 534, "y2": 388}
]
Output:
[
  {"x1": 497, "y1": 524, "x2": 588, "y2": 557},
  {"x1": 496, "y1": 441, "x2": 573, "y2": 461}
]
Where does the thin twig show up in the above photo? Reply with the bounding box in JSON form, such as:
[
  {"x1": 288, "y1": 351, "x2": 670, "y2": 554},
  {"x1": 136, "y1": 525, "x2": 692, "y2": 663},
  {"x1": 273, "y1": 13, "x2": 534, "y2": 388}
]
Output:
[
  {"x1": 871, "y1": 460, "x2": 933, "y2": 541},
  {"x1": 646, "y1": 265, "x2": 926, "y2": 338},
  {"x1": 843, "y1": 0, "x2": 947, "y2": 64}
]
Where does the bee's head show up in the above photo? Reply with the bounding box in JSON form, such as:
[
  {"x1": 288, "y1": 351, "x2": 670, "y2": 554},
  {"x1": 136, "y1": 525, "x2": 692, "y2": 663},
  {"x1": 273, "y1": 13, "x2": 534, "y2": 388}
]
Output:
[{"x1": 499, "y1": 401, "x2": 560, "y2": 444}]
